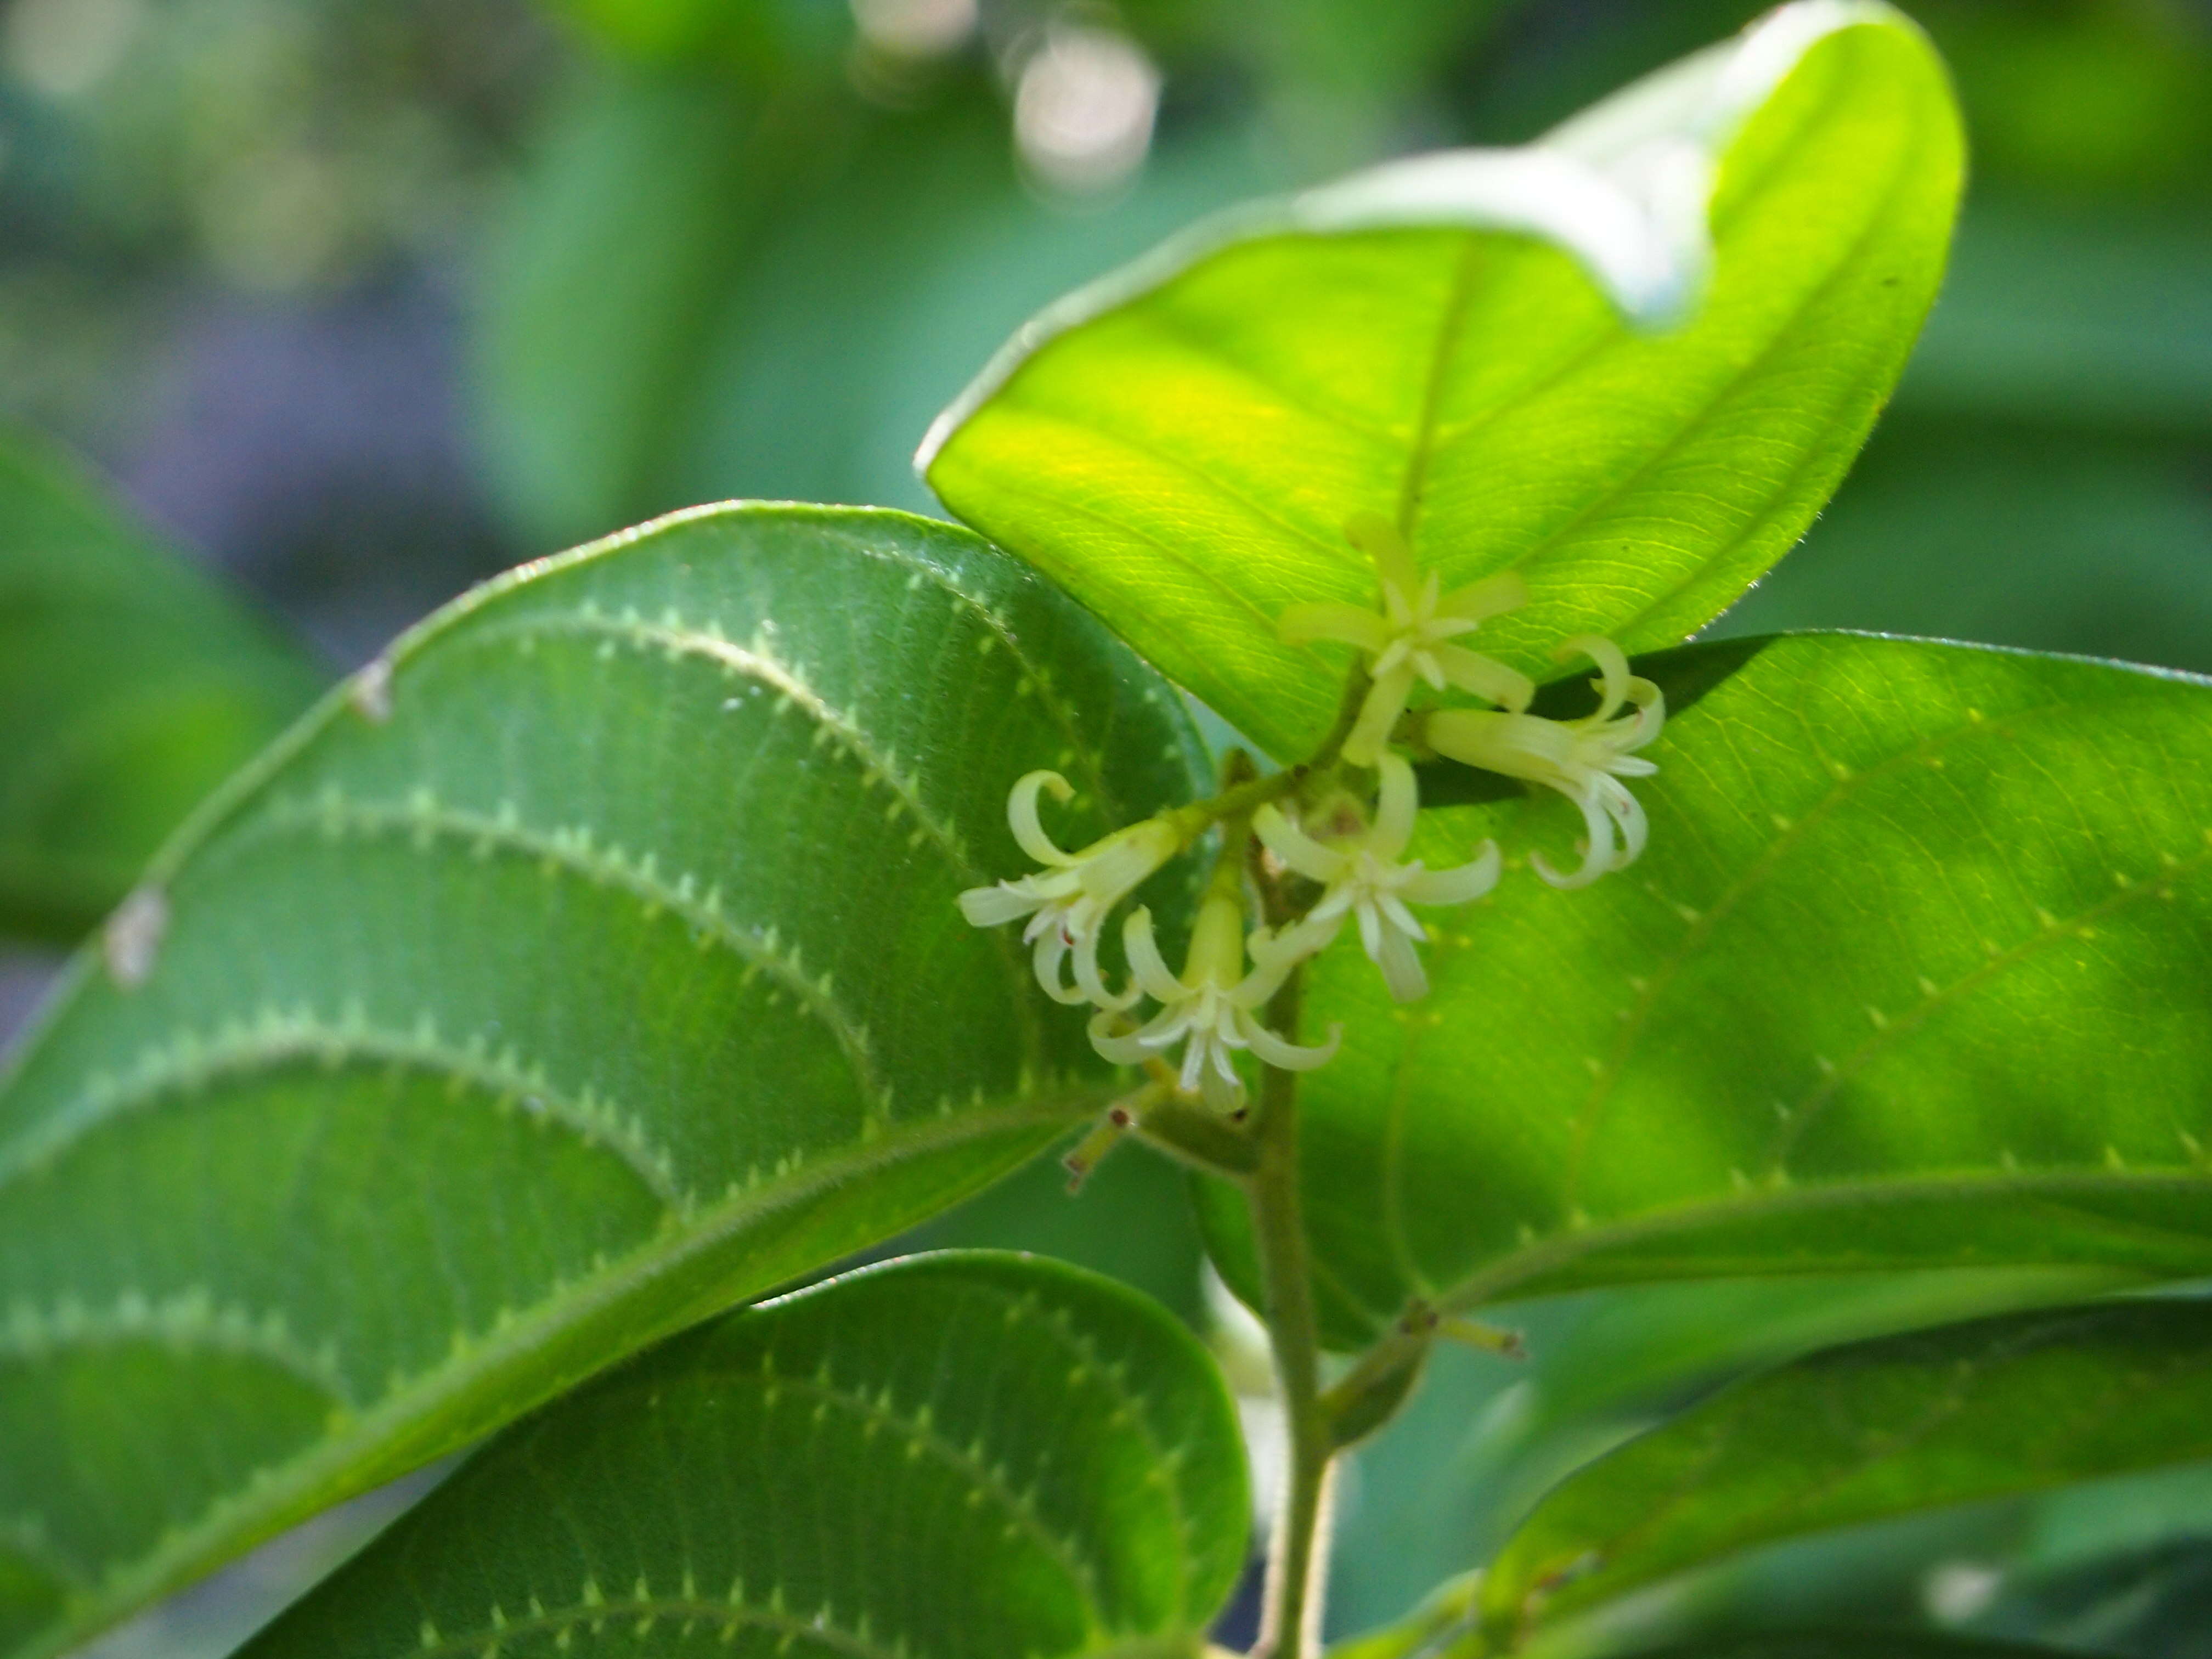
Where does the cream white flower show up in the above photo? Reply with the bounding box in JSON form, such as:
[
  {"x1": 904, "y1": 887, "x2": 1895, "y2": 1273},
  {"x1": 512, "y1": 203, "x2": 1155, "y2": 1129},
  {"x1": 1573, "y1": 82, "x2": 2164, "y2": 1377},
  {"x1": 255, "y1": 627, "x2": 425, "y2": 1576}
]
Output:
[
  {"x1": 1088, "y1": 892, "x2": 1339, "y2": 1114},
  {"x1": 1279, "y1": 512, "x2": 1532, "y2": 766},
  {"x1": 1426, "y1": 635, "x2": 1662, "y2": 889},
  {"x1": 1254, "y1": 753, "x2": 1499, "y2": 1002},
  {"x1": 957, "y1": 770, "x2": 1182, "y2": 1006}
]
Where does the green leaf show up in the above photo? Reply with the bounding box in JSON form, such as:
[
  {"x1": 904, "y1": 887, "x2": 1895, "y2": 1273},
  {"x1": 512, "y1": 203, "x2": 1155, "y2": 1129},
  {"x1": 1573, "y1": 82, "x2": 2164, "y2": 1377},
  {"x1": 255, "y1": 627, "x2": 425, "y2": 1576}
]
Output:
[
  {"x1": 0, "y1": 427, "x2": 323, "y2": 944},
  {"x1": 1479, "y1": 1300, "x2": 2212, "y2": 1647},
  {"x1": 1324, "y1": 1267, "x2": 2134, "y2": 1640},
  {"x1": 921, "y1": 2, "x2": 1963, "y2": 762},
  {"x1": 1195, "y1": 634, "x2": 2212, "y2": 1348},
  {"x1": 1516, "y1": 1640, "x2": 2068, "y2": 1659},
  {"x1": 0, "y1": 505, "x2": 1208, "y2": 1659},
  {"x1": 239, "y1": 1252, "x2": 1249, "y2": 1659},
  {"x1": 477, "y1": 67, "x2": 1288, "y2": 552}
]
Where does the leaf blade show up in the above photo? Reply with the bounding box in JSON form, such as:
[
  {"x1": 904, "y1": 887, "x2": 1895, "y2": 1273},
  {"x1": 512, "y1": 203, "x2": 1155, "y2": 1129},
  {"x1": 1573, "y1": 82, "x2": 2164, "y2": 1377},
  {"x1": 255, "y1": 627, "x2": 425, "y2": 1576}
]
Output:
[
  {"x1": 1481, "y1": 1300, "x2": 2212, "y2": 1644},
  {"x1": 0, "y1": 505, "x2": 1208, "y2": 1659},
  {"x1": 923, "y1": 3, "x2": 1963, "y2": 760},
  {"x1": 1197, "y1": 634, "x2": 2212, "y2": 1348},
  {"x1": 236, "y1": 1252, "x2": 1250, "y2": 1659}
]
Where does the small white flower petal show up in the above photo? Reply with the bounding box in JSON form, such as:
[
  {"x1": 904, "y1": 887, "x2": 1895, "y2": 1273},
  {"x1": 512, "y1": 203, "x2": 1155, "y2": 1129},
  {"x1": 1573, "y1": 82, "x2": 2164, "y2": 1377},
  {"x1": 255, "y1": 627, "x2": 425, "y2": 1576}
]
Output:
[
  {"x1": 1344, "y1": 663, "x2": 1418, "y2": 766},
  {"x1": 1372, "y1": 918, "x2": 1429, "y2": 1003},
  {"x1": 1087, "y1": 1011, "x2": 1154, "y2": 1066},
  {"x1": 1122, "y1": 907, "x2": 1188, "y2": 1004},
  {"x1": 1242, "y1": 1013, "x2": 1341, "y2": 1071},
  {"x1": 1435, "y1": 644, "x2": 1536, "y2": 712},
  {"x1": 1032, "y1": 929, "x2": 1090, "y2": 1005},
  {"x1": 958, "y1": 881, "x2": 1039, "y2": 928},
  {"x1": 1007, "y1": 770, "x2": 1077, "y2": 866},
  {"x1": 1254, "y1": 804, "x2": 1345, "y2": 886},
  {"x1": 1402, "y1": 840, "x2": 1501, "y2": 905}
]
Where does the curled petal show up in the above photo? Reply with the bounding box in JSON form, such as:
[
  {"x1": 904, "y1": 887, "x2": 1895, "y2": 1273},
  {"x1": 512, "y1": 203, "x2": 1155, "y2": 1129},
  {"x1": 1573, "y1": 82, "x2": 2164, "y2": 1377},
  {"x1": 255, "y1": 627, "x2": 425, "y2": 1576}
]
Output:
[
  {"x1": 1073, "y1": 930, "x2": 1138, "y2": 1012},
  {"x1": 1242, "y1": 1013, "x2": 1342, "y2": 1072},
  {"x1": 1008, "y1": 770, "x2": 1076, "y2": 866},
  {"x1": 1595, "y1": 774, "x2": 1649, "y2": 867},
  {"x1": 1031, "y1": 928, "x2": 1090, "y2": 1006},
  {"x1": 1087, "y1": 1009, "x2": 1154, "y2": 1067},
  {"x1": 1533, "y1": 783, "x2": 1619, "y2": 890},
  {"x1": 1620, "y1": 678, "x2": 1666, "y2": 750},
  {"x1": 1344, "y1": 663, "x2": 1418, "y2": 766},
  {"x1": 1402, "y1": 839, "x2": 1501, "y2": 906},
  {"x1": 1121, "y1": 907, "x2": 1188, "y2": 1004},
  {"x1": 1254, "y1": 804, "x2": 1345, "y2": 886},
  {"x1": 1559, "y1": 635, "x2": 1634, "y2": 722},
  {"x1": 1279, "y1": 600, "x2": 1391, "y2": 654},
  {"x1": 1435, "y1": 644, "x2": 1535, "y2": 713},
  {"x1": 1438, "y1": 569, "x2": 1528, "y2": 624}
]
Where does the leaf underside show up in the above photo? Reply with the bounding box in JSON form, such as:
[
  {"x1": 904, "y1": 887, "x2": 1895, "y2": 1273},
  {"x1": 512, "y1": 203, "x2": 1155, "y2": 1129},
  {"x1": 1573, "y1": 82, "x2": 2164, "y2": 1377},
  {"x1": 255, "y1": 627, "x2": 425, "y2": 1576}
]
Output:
[
  {"x1": 0, "y1": 505, "x2": 1208, "y2": 1659},
  {"x1": 1482, "y1": 1300, "x2": 2212, "y2": 1646},
  {"x1": 239, "y1": 1252, "x2": 1250, "y2": 1659},
  {"x1": 1199, "y1": 634, "x2": 2212, "y2": 1348},
  {"x1": 924, "y1": 9, "x2": 1963, "y2": 760}
]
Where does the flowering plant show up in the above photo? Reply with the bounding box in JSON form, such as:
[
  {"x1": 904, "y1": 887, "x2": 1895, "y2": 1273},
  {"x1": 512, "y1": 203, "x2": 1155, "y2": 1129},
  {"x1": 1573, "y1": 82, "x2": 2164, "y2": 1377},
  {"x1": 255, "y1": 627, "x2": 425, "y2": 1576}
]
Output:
[{"x1": 12, "y1": 8, "x2": 2212, "y2": 1659}]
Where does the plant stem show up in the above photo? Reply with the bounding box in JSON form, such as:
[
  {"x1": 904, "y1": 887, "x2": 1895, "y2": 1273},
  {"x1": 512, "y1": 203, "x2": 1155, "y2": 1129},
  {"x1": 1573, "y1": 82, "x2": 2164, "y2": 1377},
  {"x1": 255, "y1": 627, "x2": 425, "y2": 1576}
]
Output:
[
  {"x1": 1170, "y1": 673, "x2": 1374, "y2": 845},
  {"x1": 1247, "y1": 961, "x2": 1331, "y2": 1659}
]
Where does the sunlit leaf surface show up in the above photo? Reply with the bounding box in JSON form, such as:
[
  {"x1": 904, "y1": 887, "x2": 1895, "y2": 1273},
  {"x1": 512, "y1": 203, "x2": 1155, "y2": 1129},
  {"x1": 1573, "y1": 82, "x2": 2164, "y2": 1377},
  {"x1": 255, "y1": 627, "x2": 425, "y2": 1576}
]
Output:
[
  {"x1": 924, "y1": 3, "x2": 1962, "y2": 760},
  {"x1": 1200, "y1": 635, "x2": 2212, "y2": 1346}
]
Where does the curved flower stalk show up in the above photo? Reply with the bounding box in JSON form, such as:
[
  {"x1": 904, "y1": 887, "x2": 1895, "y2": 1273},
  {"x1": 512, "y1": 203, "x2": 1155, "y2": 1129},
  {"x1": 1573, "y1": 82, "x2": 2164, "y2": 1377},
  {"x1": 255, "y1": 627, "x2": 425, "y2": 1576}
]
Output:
[
  {"x1": 1090, "y1": 891, "x2": 1339, "y2": 1114},
  {"x1": 1255, "y1": 753, "x2": 1500, "y2": 1002},
  {"x1": 1427, "y1": 636, "x2": 1663, "y2": 889},
  {"x1": 1279, "y1": 511, "x2": 1532, "y2": 766},
  {"x1": 957, "y1": 770, "x2": 1185, "y2": 1005}
]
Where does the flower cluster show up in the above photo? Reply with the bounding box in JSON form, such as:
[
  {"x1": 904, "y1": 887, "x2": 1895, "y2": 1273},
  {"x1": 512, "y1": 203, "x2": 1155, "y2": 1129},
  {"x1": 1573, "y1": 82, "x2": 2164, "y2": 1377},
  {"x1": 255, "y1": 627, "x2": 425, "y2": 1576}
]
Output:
[{"x1": 956, "y1": 511, "x2": 1664, "y2": 1118}]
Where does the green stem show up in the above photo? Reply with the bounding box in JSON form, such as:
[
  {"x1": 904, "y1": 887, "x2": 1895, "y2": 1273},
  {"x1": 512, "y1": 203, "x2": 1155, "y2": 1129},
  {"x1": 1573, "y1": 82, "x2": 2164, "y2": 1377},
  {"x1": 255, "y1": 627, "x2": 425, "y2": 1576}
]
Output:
[
  {"x1": 1248, "y1": 962, "x2": 1331, "y2": 1659},
  {"x1": 1168, "y1": 672, "x2": 1374, "y2": 847}
]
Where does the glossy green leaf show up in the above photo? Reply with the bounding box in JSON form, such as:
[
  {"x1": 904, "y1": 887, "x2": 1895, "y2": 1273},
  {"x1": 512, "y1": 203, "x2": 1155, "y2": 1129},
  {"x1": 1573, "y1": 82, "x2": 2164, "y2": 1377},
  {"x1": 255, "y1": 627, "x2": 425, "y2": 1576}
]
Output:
[
  {"x1": 1332, "y1": 1578, "x2": 2065, "y2": 1659},
  {"x1": 1479, "y1": 1301, "x2": 2212, "y2": 1647},
  {"x1": 1197, "y1": 634, "x2": 2212, "y2": 1348},
  {"x1": 922, "y1": 2, "x2": 1963, "y2": 761},
  {"x1": 0, "y1": 505, "x2": 1208, "y2": 1659},
  {"x1": 0, "y1": 428, "x2": 323, "y2": 944},
  {"x1": 1325, "y1": 1267, "x2": 2132, "y2": 1640},
  {"x1": 1523, "y1": 1639, "x2": 2064, "y2": 1659},
  {"x1": 239, "y1": 1252, "x2": 1249, "y2": 1659}
]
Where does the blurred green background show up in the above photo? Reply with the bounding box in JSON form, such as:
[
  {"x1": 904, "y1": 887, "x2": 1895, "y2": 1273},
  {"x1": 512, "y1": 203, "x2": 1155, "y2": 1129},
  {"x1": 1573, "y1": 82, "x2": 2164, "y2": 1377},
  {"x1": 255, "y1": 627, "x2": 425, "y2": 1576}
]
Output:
[{"x1": 1, "y1": 0, "x2": 2208, "y2": 1653}]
